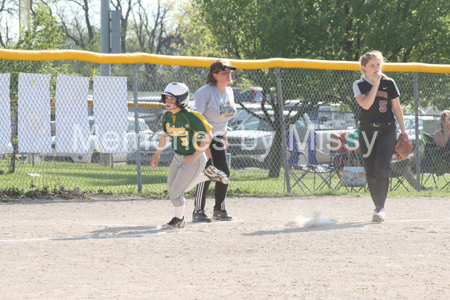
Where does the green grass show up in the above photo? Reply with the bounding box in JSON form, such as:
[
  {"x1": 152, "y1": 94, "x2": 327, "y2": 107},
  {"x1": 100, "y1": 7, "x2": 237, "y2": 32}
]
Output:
[
  {"x1": 0, "y1": 159, "x2": 165, "y2": 194},
  {"x1": 0, "y1": 197, "x2": 14, "y2": 203},
  {"x1": 1, "y1": 159, "x2": 449, "y2": 198}
]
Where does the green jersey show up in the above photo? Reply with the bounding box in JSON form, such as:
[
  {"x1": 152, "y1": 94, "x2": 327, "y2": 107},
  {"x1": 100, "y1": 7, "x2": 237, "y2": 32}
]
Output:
[{"x1": 162, "y1": 108, "x2": 213, "y2": 156}]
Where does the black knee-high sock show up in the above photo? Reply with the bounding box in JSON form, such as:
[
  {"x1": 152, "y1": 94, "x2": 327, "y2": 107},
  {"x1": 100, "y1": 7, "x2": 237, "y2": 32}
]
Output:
[
  {"x1": 367, "y1": 178, "x2": 380, "y2": 207},
  {"x1": 377, "y1": 177, "x2": 390, "y2": 208}
]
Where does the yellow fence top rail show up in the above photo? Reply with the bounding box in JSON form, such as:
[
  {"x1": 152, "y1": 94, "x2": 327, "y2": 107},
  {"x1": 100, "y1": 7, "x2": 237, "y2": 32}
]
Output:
[
  {"x1": 1, "y1": 49, "x2": 450, "y2": 73},
  {"x1": 47, "y1": 100, "x2": 166, "y2": 109}
]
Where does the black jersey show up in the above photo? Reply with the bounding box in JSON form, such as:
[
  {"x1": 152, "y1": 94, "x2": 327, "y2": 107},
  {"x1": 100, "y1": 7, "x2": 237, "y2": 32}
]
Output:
[{"x1": 353, "y1": 77, "x2": 400, "y2": 124}]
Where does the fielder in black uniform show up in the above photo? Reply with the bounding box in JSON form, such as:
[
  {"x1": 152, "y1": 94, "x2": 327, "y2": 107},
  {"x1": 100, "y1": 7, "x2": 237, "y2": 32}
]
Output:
[{"x1": 353, "y1": 50, "x2": 407, "y2": 222}]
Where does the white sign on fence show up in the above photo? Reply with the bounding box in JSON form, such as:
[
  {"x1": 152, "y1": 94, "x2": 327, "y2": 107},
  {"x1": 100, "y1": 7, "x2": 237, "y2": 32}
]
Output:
[
  {"x1": 55, "y1": 74, "x2": 91, "y2": 153},
  {"x1": 93, "y1": 76, "x2": 128, "y2": 153},
  {"x1": 0, "y1": 74, "x2": 12, "y2": 154},
  {"x1": 18, "y1": 73, "x2": 52, "y2": 153}
]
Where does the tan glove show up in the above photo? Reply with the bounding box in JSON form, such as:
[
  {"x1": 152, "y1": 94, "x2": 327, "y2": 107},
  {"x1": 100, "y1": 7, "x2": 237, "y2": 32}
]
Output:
[{"x1": 394, "y1": 133, "x2": 413, "y2": 160}]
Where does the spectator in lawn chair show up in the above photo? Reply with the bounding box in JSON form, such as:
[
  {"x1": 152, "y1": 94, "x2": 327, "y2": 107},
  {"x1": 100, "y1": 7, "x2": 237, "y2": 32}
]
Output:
[
  {"x1": 433, "y1": 110, "x2": 450, "y2": 160},
  {"x1": 390, "y1": 147, "x2": 424, "y2": 190}
]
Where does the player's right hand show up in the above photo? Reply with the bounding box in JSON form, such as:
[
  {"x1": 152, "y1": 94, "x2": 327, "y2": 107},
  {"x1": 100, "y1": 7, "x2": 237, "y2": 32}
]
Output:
[
  {"x1": 372, "y1": 72, "x2": 381, "y2": 85},
  {"x1": 150, "y1": 156, "x2": 159, "y2": 168}
]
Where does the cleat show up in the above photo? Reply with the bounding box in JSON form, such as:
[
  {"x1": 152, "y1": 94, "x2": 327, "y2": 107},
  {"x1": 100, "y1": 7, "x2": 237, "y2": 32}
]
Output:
[
  {"x1": 204, "y1": 165, "x2": 229, "y2": 184},
  {"x1": 166, "y1": 216, "x2": 186, "y2": 228},
  {"x1": 372, "y1": 206, "x2": 385, "y2": 223},
  {"x1": 213, "y1": 210, "x2": 233, "y2": 221},
  {"x1": 192, "y1": 210, "x2": 212, "y2": 223}
]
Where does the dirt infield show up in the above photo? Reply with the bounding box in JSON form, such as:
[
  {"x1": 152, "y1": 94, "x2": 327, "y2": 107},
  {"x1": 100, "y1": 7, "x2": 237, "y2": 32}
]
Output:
[{"x1": 1, "y1": 195, "x2": 450, "y2": 300}]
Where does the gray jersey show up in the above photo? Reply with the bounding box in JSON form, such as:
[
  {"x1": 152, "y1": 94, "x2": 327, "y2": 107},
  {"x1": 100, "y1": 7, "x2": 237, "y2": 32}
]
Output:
[{"x1": 190, "y1": 84, "x2": 237, "y2": 136}]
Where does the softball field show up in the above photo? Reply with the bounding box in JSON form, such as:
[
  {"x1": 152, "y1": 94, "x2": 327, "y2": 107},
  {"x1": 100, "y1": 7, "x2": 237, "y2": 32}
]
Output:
[{"x1": 1, "y1": 194, "x2": 449, "y2": 299}]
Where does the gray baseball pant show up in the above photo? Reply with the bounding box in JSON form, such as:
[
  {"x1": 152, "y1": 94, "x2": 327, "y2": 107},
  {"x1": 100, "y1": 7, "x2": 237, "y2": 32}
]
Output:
[{"x1": 167, "y1": 153, "x2": 207, "y2": 207}]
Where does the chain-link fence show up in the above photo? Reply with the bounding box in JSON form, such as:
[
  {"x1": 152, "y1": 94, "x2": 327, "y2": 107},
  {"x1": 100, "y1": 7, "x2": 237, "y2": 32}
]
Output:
[{"x1": 1, "y1": 51, "x2": 450, "y2": 195}]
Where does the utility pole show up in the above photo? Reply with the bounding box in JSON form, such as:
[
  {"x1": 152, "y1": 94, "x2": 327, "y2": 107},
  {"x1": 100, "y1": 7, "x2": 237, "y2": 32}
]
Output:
[{"x1": 100, "y1": 0, "x2": 111, "y2": 76}]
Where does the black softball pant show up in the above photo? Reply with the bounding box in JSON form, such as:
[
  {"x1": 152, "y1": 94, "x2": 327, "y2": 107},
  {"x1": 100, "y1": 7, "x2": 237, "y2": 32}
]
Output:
[
  {"x1": 193, "y1": 136, "x2": 230, "y2": 212},
  {"x1": 359, "y1": 124, "x2": 397, "y2": 208}
]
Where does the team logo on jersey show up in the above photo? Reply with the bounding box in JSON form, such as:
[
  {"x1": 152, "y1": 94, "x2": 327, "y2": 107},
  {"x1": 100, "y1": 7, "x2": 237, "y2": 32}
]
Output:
[
  {"x1": 220, "y1": 103, "x2": 237, "y2": 118},
  {"x1": 166, "y1": 124, "x2": 188, "y2": 136},
  {"x1": 376, "y1": 91, "x2": 388, "y2": 99}
]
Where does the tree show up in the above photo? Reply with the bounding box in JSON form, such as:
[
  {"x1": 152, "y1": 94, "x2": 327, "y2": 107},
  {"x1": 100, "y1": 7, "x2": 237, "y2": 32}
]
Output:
[
  {"x1": 127, "y1": 0, "x2": 185, "y2": 94},
  {"x1": 50, "y1": 0, "x2": 183, "y2": 55},
  {"x1": 127, "y1": 0, "x2": 183, "y2": 54},
  {"x1": 182, "y1": 0, "x2": 330, "y2": 177},
  {"x1": 52, "y1": 0, "x2": 99, "y2": 51},
  {"x1": 0, "y1": 0, "x2": 18, "y2": 47},
  {"x1": 48, "y1": 0, "x2": 185, "y2": 93},
  {"x1": 15, "y1": 3, "x2": 64, "y2": 50},
  {"x1": 182, "y1": 0, "x2": 450, "y2": 178},
  {"x1": 187, "y1": 0, "x2": 450, "y2": 63}
]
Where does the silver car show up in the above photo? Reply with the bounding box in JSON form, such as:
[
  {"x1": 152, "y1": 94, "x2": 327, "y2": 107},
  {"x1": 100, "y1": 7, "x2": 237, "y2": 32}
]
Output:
[{"x1": 127, "y1": 131, "x2": 174, "y2": 166}]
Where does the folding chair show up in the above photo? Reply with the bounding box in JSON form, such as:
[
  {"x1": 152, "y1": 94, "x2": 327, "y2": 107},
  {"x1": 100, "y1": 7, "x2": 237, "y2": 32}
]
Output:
[
  {"x1": 285, "y1": 129, "x2": 342, "y2": 193},
  {"x1": 389, "y1": 171, "x2": 410, "y2": 192},
  {"x1": 419, "y1": 131, "x2": 450, "y2": 189},
  {"x1": 285, "y1": 132, "x2": 310, "y2": 194},
  {"x1": 389, "y1": 154, "x2": 412, "y2": 192}
]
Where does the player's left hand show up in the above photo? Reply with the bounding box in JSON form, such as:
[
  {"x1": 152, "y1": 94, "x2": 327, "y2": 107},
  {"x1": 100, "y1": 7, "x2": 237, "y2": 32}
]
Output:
[
  {"x1": 223, "y1": 138, "x2": 229, "y2": 150},
  {"x1": 205, "y1": 148, "x2": 211, "y2": 160}
]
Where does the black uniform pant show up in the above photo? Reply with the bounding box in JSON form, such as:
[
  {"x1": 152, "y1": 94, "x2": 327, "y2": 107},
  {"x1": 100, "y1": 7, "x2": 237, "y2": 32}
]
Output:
[
  {"x1": 359, "y1": 123, "x2": 397, "y2": 209},
  {"x1": 194, "y1": 136, "x2": 230, "y2": 212}
]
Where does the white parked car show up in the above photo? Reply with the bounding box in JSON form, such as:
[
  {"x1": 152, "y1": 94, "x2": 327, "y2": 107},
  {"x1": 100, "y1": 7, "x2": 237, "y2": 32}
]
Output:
[
  {"x1": 226, "y1": 110, "x2": 355, "y2": 166},
  {"x1": 283, "y1": 102, "x2": 357, "y2": 130},
  {"x1": 42, "y1": 117, "x2": 153, "y2": 163}
]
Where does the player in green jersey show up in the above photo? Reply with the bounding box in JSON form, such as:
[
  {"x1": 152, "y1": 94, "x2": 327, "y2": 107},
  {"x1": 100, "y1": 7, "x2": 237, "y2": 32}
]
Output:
[{"x1": 150, "y1": 83, "x2": 229, "y2": 228}]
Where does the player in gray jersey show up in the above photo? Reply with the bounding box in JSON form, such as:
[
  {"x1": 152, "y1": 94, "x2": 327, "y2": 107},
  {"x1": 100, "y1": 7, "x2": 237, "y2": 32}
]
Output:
[{"x1": 189, "y1": 59, "x2": 237, "y2": 222}]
